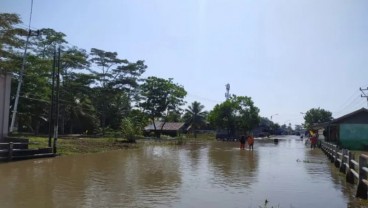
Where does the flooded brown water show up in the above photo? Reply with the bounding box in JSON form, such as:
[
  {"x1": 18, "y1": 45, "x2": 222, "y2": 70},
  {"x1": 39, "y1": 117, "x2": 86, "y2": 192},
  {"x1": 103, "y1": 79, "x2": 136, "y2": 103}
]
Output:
[{"x1": 0, "y1": 135, "x2": 366, "y2": 207}]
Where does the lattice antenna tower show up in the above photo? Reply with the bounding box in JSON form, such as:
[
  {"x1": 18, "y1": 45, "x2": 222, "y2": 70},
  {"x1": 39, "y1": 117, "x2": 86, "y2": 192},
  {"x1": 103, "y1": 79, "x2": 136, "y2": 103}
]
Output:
[{"x1": 225, "y1": 83, "x2": 230, "y2": 100}]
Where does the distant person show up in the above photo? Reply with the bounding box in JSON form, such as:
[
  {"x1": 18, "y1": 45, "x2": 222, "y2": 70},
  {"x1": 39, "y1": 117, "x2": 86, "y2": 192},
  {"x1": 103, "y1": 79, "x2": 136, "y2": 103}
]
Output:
[
  {"x1": 240, "y1": 135, "x2": 246, "y2": 150},
  {"x1": 310, "y1": 135, "x2": 318, "y2": 149},
  {"x1": 247, "y1": 134, "x2": 254, "y2": 150}
]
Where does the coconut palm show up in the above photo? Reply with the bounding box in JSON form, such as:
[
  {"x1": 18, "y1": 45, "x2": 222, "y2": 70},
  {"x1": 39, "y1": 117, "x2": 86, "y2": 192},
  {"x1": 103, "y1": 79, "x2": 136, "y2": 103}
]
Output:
[{"x1": 184, "y1": 101, "x2": 208, "y2": 138}]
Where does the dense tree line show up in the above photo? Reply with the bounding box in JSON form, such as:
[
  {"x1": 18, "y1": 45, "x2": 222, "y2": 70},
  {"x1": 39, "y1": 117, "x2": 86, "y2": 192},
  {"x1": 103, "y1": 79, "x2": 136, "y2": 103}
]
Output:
[{"x1": 1, "y1": 13, "x2": 277, "y2": 139}]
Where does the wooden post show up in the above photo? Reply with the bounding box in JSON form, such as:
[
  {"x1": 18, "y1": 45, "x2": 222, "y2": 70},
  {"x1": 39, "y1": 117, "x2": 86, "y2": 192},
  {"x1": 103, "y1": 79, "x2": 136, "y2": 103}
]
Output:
[
  {"x1": 53, "y1": 138, "x2": 57, "y2": 154},
  {"x1": 356, "y1": 155, "x2": 368, "y2": 199},
  {"x1": 340, "y1": 149, "x2": 347, "y2": 173},
  {"x1": 346, "y1": 151, "x2": 355, "y2": 184},
  {"x1": 8, "y1": 142, "x2": 13, "y2": 161}
]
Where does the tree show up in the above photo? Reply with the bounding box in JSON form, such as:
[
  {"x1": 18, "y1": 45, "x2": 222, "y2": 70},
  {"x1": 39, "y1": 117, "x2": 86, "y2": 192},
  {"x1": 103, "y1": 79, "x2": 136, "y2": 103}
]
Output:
[
  {"x1": 59, "y1": 47, "x2": 91, "y2": 134},
  {"x1": 128, "y1": 109, "x2": 149, "y2": 135},
  {"x1": 258, "y1": 117, "x2": 273, "y2": 134},
  {"x1": 60, "y1": 73, "x2": 99, "y2": 134},
  {"x1": 121, "y1": 118, "x2": 139, "y2": 143},
  {"x1": 272, "y1": 123, "x2": 281, "y2": 135},
  {"x1": 208, "y1": 95, "x2": 260, "y2": 136},
  {"x1": 208, "y1": 99, "x2": 236, "y2": 136},
  {"x1": 234, "y1": 96, "x2": 260, "y2": 134},
  {"x1": 184, "y1": 101, "x2": 208, "y2": 138},
  {"x1": 11, "y1": 27, "x2": 70, "y2": 135},
  {"x1": 139, "y1": 76, "x2": 187, "y2": 137},
  {"x1": 12, "y1": 54, "x2": 51, "y2": 134},
  {"x1": 88, "y1": 48, "x2": 147, "y2": 134},
  {"x1": 303, "y1": 107, "x2": 333, "y2": 129},
  {"x1": 166, "y1": 111, "x2": 182, "y2": 122},
  {"x1": 30, "y1": 28, "x2": 67, "y2": 58},
  {"x1": 0, "y1": 13, "x2": 26, "y2": 73}
]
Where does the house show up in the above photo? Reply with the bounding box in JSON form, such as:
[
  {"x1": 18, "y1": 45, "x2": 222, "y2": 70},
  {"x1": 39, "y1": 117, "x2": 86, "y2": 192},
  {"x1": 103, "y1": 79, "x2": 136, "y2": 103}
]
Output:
[
  {"x1": 317, "y1": 108, "x2": 368, "y2": 150},
  {"x1": 144, "y1": 121, "x2": 190, "y2": 137}
]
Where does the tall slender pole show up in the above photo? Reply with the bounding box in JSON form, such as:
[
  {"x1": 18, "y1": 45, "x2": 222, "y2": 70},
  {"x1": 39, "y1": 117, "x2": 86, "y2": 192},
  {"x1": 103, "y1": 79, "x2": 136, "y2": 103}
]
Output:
[
  {"x1": 48, "y1": 48, "x2": 56, "y2": 147},
  {"x1": 9, "y1": 0, "x2": 35, "y2": 133},
  {"x1": 53, "y1": 47, "x2": 61, "y2": 153},
  {"x1": 9, "y1": 32, "x2": 30, "y2": 133}
]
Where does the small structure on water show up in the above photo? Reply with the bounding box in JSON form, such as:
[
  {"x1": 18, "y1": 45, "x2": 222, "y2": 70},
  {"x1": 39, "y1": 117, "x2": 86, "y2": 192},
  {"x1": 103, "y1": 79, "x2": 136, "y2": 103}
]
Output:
[{"x1": 315, "y1": 108, "x2": 368, "y2": 150}]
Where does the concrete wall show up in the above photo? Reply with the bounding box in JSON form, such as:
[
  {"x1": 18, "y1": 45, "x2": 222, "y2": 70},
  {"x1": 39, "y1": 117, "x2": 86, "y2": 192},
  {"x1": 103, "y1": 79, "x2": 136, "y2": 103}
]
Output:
[
  {"x1": 340, "y1": 124, "x2": 368, "y2": 150},
  {"x1": 0, "y1": 73, "x2": 11, "y2": 141}
]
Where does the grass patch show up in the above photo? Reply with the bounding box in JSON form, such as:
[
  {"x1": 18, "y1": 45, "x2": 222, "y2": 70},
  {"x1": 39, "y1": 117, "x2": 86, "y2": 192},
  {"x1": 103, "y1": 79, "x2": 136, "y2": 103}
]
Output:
[
  {"x1": 27, "y1": 136, "x2": 136, "y2": 156},
  {"x1": 23, "y1": 133, "x2": 217, "y2": 156}
]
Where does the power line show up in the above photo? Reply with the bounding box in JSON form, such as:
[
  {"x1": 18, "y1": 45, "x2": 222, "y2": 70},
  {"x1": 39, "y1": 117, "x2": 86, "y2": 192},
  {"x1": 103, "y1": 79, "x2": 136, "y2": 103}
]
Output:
[
  {"x1": 360, "y1": 87, "x2": 368, "y2": 107},
  {"x1": 333, "y1": 95, "x2": 361, "y2": 117},
  {"x1": 332, "y1": 90, "x2": 359, "y2": 114}
]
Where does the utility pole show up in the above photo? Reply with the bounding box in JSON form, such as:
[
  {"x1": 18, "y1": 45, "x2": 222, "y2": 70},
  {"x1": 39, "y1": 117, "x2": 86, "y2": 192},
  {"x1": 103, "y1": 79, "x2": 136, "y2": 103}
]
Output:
[
  {"x1": 9, "y1": 29, "x2": 40, "y2": 132},
  {"x1": 360, "y1": 87, "x2": 368, "y2": 107},
  {"x1": 48, "y1": 48, "x2": 57, "y2": 147},
  {"x1": 9, "y1": 0, "x2": 37, "y2": 133},
  {"x1": 54, "y1": 47, "x2": 61, "y2": 153},
  {"x1": 270, "y1": 113, "x2": 278, "y2": 120},
  {"x1": 50, "y1": 47, "x2": 61, "y2": 154}
]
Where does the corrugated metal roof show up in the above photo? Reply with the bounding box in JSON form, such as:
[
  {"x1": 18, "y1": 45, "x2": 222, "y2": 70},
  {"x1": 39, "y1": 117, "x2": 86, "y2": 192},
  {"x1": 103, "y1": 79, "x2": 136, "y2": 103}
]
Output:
[
  {"x1": 144, "y1": 122, "x2": 185, "y2": 131},
  {"x1": 312, "y1": 108, "x2": 368, "y2": 129},
  {"x1": 332, "y1": 108, "x2": 368, "y2": 124}
]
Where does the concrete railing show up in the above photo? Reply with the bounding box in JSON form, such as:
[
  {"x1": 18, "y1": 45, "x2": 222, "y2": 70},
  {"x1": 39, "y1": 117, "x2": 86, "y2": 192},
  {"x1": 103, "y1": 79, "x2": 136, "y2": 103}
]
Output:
[{"x1": 321, "y1": 141, "x2": 368, "y2": 199}]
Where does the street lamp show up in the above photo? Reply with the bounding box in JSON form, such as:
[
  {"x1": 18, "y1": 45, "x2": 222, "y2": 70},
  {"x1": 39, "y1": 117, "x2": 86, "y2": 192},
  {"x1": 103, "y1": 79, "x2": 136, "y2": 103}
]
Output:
[{"x1": 270, "y1": 113, "x2": 278, "y2": 120}]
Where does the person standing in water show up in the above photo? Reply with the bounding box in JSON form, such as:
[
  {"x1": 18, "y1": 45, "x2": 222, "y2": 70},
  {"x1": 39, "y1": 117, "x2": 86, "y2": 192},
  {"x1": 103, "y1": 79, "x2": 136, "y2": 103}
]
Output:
[
  {"x1": 240, "y1": 135, "x2": 246, "y2": 150},
  {"x1": 247, "y1": 134, "x2": 254, "y2": 150}
]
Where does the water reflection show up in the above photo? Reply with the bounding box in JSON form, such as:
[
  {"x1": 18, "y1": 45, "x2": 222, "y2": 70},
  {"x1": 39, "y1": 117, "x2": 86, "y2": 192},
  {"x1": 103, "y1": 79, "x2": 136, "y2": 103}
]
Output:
[
  {"x1": 0, "y1": 136, "x2": 366, "y2": 207},
  {"x1": 208, "y1": 142, "x2": 259, "y2": 189}
]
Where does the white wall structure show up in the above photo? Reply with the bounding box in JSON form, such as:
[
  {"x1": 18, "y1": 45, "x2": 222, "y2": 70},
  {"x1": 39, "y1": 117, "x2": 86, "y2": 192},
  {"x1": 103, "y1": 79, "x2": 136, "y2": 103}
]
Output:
[{"x1": 0, "y1": 73, "x2": 11, "y2": 141}]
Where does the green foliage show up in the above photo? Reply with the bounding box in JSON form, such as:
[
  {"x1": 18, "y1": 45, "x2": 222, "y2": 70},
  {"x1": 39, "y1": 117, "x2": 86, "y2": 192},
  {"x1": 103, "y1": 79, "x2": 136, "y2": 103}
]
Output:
[
  {"x1": 0, "y1": 13, "x2": 26, "y2": 73},
  {"x1": 166, "y1": 111, "x2": 182, "y2": 122},
  {"x1": 208, "y1": 95, "x2": 260, "y2": 135},
  {"x1": 88, "y1": 48, "x2": 147, "y2": 134},
  {"x1": 121, "y1": 118, "x2": 139, "y2": 143},
  {"x1": 184, "y1": 101, "x2": 208, "y2": 138},
  {"x1": 128, "y1": 109, "x2": 149, "y2": 134},
  {"x1": 30, "y1": 28, "x2": 67, "y2": 58},
  {"x1": 303, "y1": 107, "x2": 333, "y2": 129},
  {"x1": 139, "y1": 76, "x2": 187, "y2": 134}
]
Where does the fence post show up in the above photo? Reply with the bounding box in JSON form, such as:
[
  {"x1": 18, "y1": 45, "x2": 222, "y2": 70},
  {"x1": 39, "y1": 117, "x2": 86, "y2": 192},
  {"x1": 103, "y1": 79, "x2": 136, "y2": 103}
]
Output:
[
  {"x1": 329, "y1": 143, "x2": 333, "y2": 161},
  {"x1": 8, "y1": 142, "x2": 13, "y2": 161},
  {"x1": 346, "y1": 151, "x2": 355, "y2": 184},
  {"x1": 356, "y1": 155, "x2": 368, "y2": 199},
  {"x1": 334, "y1": 145, "x2": 340, "y2": 168},
  {"x1": 322, "y1": 141, "x2": 327, "y2": 154},
  {"x1": 339, "y1": 149, "x2": 347, "y2": 173}
]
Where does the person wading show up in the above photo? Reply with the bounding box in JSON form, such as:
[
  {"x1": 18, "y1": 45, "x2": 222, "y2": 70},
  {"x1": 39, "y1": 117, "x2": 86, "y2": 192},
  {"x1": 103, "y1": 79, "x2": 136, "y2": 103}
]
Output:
[
  {"x1": 247, "y1": 134, "x2": 254, "y2": 150},
  {"x1": 240, "y1": 135, "x2": 246, "y2": 150}
]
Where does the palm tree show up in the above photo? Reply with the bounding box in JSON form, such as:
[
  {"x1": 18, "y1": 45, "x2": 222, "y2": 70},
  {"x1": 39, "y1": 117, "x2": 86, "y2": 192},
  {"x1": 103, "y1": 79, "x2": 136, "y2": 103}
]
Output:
[{"x1": 184, "y1": 101, "x2": 208, "y2": 138}]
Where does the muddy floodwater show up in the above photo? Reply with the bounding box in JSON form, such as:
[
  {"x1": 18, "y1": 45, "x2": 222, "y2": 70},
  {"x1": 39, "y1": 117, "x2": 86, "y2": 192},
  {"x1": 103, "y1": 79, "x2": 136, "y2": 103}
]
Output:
[{"x1": 0, "y1": 135, "x2": 366, "y2": 207}]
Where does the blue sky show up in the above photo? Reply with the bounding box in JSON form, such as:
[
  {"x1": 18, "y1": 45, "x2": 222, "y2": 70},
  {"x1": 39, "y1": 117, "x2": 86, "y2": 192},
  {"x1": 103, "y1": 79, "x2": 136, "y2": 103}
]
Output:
[{"x1": 2, "y1": 0, "x2": 368, "y2": 127}]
